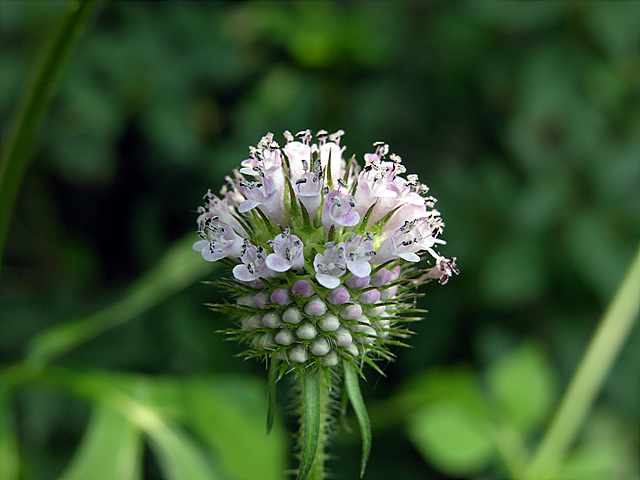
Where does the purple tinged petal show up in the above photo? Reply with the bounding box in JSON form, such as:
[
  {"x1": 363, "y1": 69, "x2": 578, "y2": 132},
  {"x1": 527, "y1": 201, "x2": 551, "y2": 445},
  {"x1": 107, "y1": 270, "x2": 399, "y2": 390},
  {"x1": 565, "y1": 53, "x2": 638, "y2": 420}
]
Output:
[
  {"x1": 316, "y1": 273, "x2": 341, "y2": 289},
  {"x1": 326, "y1": 287, "x2": 350, "y2": 305},
  {"x1": 283, "y1": 141, "x2": 312, "y2": 181},
  {"x1": 339, "y1": 304, "x2": 363, "y2": 320},
  {"x1": 370, "y1": 268, "x2": 392, "y2": 286},
  {"x1": 321, "y1": 190, "x2": 360, "y2": 231},
  {"x1": 266, "y1": 253, "x2": 291, "y2": 272},
  {"x1": 292, "y1": 279, "x2": 315, "y2": 298},
  {"x1": 345, "y1": 274, "x2": 370, "y2": 290},
  {"x1": 232, "y1": 265, "x2": 254, "y2": 282},
  {"x1": 358, "y1": 289, "x2": 381, "y2": 305},
  {"x1": 304, "y1": 297, "x2": 327, "y2": 317},
  {"x1": 314, "y1": 244, "x2": 346, "y2": 288},
  {"x1": 398, "y1": 252, "x2": 421, "y2": 262},
  {"x1": 338, "y1": 211, "x2": 360, "y2": 227},
  {"x1": 270, "y1": 288, "x2": 292, "y2": 305},
  {"x1": 238, "y1": 199, "x2": 260, "y2": 213},
  {"x1": 192, "y1": 240, "x2": 208, "y2": 252},
  {"x1": 253, "y1": 292, "x2": 270, "y2": 308},
  {"x1": 346, "y1": 260, "x2": 372, "y2": 278}
]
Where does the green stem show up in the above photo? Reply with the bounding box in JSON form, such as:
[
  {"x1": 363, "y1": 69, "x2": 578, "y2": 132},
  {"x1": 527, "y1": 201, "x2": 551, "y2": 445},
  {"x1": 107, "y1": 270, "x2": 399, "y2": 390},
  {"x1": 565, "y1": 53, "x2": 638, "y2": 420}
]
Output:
[
  {"x1": 308, "y1": 383, "x2": 328, "y2": 480},
  {"x1": 523, "y1": 243, "x2": 640, "y2": 480},
  {"x1": 298, "y1": 371, "x2": 330, "y2": 480},
  {"x1": 0, "y1": 0, "x2": 100, "y2": 262}
]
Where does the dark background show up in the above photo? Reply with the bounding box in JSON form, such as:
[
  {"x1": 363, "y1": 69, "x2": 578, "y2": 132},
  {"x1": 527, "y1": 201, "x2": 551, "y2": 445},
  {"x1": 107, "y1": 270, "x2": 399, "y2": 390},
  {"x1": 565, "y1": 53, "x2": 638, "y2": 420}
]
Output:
[{"x1": 1, "y1": 2, "x2": 639, "y2": 479}]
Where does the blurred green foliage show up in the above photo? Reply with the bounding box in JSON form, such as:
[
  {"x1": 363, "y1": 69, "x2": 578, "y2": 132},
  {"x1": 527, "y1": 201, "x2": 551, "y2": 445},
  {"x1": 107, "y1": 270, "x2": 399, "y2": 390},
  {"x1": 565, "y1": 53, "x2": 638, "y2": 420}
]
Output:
[{"x1": 1, "y1": 1, "x2": 639, "y2": 479}]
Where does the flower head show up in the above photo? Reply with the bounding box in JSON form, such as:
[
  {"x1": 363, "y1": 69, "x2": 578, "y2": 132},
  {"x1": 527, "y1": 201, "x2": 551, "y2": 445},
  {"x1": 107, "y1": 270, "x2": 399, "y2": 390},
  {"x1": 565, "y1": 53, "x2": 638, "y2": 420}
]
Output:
[{"x1": 194, "y1": 130, "x2": 457, "y2": 371}]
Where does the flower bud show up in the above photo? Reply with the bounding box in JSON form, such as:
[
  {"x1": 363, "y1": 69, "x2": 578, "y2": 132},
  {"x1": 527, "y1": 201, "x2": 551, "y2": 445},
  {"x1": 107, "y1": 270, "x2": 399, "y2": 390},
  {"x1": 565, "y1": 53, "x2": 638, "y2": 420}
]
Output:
[{"x1": 296, "y1": 322, "x2": 318, "y2": 340}]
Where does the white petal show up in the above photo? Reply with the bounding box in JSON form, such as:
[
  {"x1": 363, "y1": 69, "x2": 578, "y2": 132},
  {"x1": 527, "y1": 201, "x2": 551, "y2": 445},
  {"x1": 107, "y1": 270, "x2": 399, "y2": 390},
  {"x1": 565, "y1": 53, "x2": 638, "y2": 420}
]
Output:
[
  {"x1": 232, "y1": 264, "x2": 254, "y2": 281},
  {"x1": 347, "y1": 260, "x2": 372, "y2": 278},
  {"x1": 192, "y1": 240, "x2": 208, "y2": 252},
  {"x1": 398, "y1": 252, "x2": 421, "y2": 262},
  {"x1": 238, "y1": 199, "x2": 261, "y2": 213},
  {"x1": 316, "y1": 273, "x2": 341, "y2": 289},
  {"x1": 266, "y1": 253, "x2": 291, "y2": 272}
]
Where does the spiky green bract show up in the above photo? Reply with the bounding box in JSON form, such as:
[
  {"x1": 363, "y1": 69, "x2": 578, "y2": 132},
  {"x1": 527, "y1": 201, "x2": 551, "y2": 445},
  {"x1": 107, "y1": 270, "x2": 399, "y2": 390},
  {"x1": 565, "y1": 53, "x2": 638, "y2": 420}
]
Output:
[
  {"x1": 344, "y1": 361, "x2": 371, "y2": 478},
  {"x1": 206, "y1": 261, "x2": 428, "y2": 373}
]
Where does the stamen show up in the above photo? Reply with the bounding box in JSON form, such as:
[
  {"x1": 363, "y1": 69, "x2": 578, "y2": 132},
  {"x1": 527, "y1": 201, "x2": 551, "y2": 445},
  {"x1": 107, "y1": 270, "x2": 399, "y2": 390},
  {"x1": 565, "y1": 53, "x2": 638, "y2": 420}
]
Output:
[{"x1": 328, "y1": 129, "x2": 344, "y2": 143}]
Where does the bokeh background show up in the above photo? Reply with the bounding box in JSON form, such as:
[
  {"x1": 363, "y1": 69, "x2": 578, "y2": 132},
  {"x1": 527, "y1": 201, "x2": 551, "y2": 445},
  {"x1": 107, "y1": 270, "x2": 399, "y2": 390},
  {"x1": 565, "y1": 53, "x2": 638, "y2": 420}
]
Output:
[{"x1": 1, "y1": 2, "x2": 639, "y2": 480}]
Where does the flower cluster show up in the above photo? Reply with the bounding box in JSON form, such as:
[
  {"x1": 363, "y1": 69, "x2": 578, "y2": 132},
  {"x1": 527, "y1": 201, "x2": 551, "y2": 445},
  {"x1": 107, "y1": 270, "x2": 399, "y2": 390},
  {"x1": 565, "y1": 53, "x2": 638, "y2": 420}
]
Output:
[{"x1": 194, "y1": 130, "x2": 457, "y2": 370}]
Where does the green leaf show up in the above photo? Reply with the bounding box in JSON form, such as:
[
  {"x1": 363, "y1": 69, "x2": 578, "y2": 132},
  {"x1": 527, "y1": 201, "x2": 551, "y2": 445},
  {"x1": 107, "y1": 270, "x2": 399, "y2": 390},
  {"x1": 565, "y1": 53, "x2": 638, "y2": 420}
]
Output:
[
  {"x1": 298, "y1": 372, "x2": 321, "y2": 480},
  {"x1": 344, "y1": 362, "x2": 371, "y2": 478},
  {"x1": 556, "y1": 411, "x2": 639, "y2": 480},
  {"x1": 57, "y1": 403, "x2": 143, "y2": 480},
  {"x1": 183, "y1": 376, "x2": 288, "y2": 480},
  {"x1": 408, "y1": 401, "x2": 495, "y2": 476},
  {"x1": 146, "y1": 419, "x2": 218, "y2": 480},
  {"x1": 35, "y1": 367, "x2": 220, "y2": 480},
  {"x1": 486, "y1": 342, "x2": 556, "y2": 433}
]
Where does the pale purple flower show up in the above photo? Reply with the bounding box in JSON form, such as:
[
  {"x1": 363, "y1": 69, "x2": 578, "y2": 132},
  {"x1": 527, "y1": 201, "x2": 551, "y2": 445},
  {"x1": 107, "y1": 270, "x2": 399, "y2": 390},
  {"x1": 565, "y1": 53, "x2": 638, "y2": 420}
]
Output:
[
  {"x1": 194, "y1": 129, "x2": 457, "y2": 374},
  {"x1": 239, "y1": 136, "x2": 285, "y2": 203},
  {"x1": 283, "y1": 139, "x2": 312, "y2": 181},
  {"x1": 318, "y1": 141, "x2": 346, "y2": 184},
  {"x1": 197, "y1": 190, "x2": 247, "y2": 236},
  {"x1": 266, "y1": 229, "x2": 304, "y2": 272},
  {"x1": 314, "y1": 242, "x2": 347, "y2": 289},
  {"x1": 343, "y1": 232, "x2": 376, "y2": 277},
  {"x1": 238, "y1": 175, "x2": 284, "y2": 223},
  {"x1": 353, "y1": 144, "x2": 397, "y2": 219},
  {"x1": 321, "y1": 190, "x2": 360, "y2": 231},
  {"x1": 373, "y1": 218, "x2": 439, "y2": 264},
  {"x1": 294, "y1": 172, "x2": 323, "y2": 219},
  {"x1": 192, "y1": 215, "x2": 244, "y2": 262},
  {"x1": 233, "y1": 244, "x2": 275, "y2": 282}
]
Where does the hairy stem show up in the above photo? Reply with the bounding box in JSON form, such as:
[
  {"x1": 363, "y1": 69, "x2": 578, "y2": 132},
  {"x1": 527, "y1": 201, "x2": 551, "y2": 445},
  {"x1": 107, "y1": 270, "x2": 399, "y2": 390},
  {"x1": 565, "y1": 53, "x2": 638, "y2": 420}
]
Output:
[
  {"x1": 523, "y1": 243, "x2": 640, "y2": 479},
  {"x1": 298, "y1": 371, "x2": 331, "y2": 480}
]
